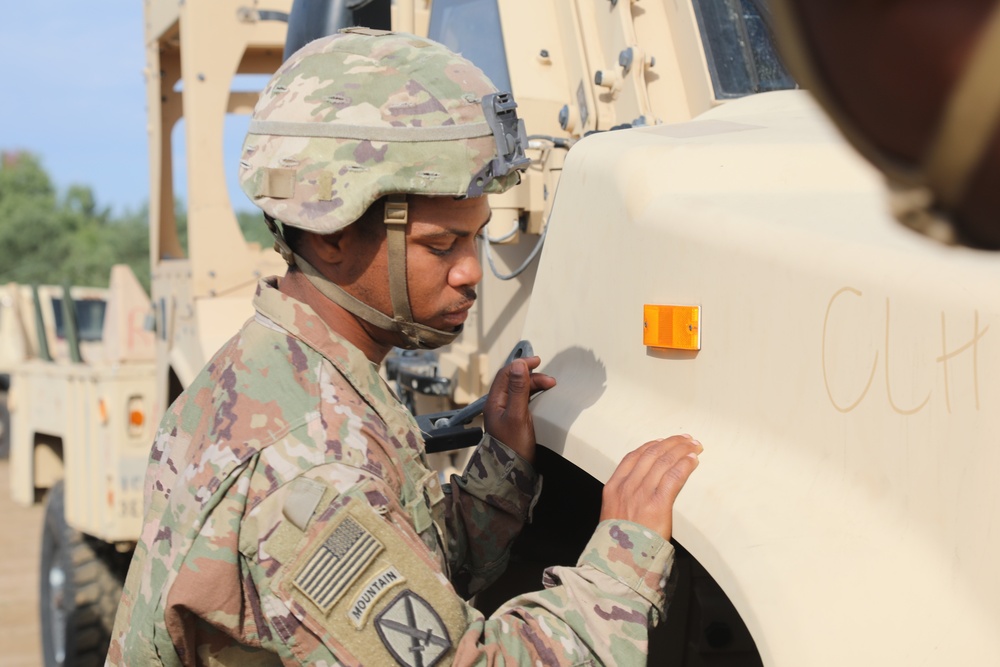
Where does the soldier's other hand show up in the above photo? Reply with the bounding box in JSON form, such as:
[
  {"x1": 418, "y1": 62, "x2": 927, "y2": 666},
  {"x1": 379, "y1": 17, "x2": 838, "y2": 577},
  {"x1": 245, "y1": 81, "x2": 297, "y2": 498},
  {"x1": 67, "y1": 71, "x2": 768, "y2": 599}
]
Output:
[
  {"x1": 600, "y1": 435, "x2": 702, "y2": 541},
  {"x1": 483, "y1": 356, "x2": 556, "y2": 464}
]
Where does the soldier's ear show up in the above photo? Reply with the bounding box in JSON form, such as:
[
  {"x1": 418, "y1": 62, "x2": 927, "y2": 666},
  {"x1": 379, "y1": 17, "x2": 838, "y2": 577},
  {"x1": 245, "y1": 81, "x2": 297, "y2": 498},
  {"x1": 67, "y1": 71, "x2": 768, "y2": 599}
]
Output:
[
  {"x1": 309, "y1": 223, "x2": 384, "y2": 286},
  {"x1": 309, "y1": 229, "x2": 349, "y2": 265}
]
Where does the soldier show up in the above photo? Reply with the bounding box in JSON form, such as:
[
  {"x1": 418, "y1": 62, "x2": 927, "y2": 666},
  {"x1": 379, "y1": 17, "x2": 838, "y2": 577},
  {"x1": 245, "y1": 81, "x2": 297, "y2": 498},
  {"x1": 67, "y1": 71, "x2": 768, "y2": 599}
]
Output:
[
  {"x1": 106, "y1": 29, "x2": 702, "y2": 666},
  {"x1": 768, "y1": 0, "x2": 1000, "y2": 246}
]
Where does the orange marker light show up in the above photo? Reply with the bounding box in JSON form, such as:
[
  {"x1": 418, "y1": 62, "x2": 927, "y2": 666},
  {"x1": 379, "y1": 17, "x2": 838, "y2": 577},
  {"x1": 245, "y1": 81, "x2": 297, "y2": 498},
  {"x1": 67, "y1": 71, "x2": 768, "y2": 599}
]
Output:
[
  {"x1": 643, "y1": 304, "x2": 701, "y2": 350},
  {"x1": 127, "y1": 395, "x2": 146, "y2": 437}
]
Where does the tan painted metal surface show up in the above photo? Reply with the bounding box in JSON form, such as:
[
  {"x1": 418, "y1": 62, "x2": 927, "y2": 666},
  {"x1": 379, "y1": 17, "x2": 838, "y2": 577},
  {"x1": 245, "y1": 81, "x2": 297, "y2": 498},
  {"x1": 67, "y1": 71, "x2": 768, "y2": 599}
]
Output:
[
  {"x1": 144, "y1": 0, "x2": 289, "y2": 418},
  {"x1": 0, "y1": 284, "x2": 109, "y2": 369},
  {"x1": 0, "y1": 284, "x2": 32, "y2": 376},
  {"x1": 8, "y1": 361, "x2": 155, "y2": 537},
  {"x1": 393, "y1": 0, "x2": 727, "y2": 402},
  {"x1": 525, "y1": 89, "x2": 1000, "y2": 663},
  {"x1": 7, "y1": 266, "x2": 156, "y2": 540}
]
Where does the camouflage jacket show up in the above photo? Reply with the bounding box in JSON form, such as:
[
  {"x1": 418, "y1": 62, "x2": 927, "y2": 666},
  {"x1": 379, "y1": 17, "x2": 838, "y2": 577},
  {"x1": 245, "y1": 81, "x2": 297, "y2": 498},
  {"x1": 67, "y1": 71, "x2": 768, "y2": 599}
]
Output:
[{"x1": 107, "y1": 277, "x2": 675, "y2": 666}]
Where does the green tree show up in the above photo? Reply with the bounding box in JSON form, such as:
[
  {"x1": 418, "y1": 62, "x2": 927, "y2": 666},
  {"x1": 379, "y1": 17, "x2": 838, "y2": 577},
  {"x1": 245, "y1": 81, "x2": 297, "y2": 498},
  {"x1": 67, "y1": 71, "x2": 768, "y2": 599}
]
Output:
[
  {"x1": 0, "y1": 151, "x2": 151, "y2": 290},
  {"x1": 0, "y1": 153, "x2": 273, "y2": 294},
  {"x1": 0, "y1": 152, "x2": 67, "y2": 284},
  {"x1": 0, "y1": 151, "x2": 54, "y2": 201},
  {"x1": 110, "y1": 206, "x2": 153, "y2": 290},
  {"x1": 237, "y1": 209, "x2": 273, "y2": 248}
]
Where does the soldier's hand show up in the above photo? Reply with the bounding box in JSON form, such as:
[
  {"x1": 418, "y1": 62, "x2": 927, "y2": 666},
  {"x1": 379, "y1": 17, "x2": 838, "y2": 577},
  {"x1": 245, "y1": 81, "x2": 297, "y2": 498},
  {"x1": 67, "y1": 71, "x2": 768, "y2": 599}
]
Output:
[
  {"x1": 600, "y1": 435, "x2": 702, "y2": 541},
  {"x1": 483, "y1": 356, "x2": 556, "y2": 464}
]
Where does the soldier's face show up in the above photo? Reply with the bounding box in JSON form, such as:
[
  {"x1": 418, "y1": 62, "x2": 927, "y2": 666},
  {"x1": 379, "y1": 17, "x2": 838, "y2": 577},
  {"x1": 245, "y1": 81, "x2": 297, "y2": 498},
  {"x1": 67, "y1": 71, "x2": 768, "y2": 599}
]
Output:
[
  {"x1": 351, "y1": 195, "x2": 491, "y2": 332},
  {"x1": 405, "y1": 195, "x2": 490, "y2": 330}
]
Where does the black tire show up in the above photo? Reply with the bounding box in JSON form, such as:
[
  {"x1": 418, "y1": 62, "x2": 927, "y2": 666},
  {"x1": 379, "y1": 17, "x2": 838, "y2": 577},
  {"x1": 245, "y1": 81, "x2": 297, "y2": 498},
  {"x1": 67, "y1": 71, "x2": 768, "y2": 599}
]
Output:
[{"x1": 40, "y1": 481, "x2": 131, "y2": 667}]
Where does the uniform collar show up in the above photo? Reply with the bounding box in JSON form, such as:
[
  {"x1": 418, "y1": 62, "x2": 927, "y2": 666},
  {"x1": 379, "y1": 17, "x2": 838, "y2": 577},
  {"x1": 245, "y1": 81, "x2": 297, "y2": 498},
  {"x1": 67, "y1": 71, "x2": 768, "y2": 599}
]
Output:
[{"x1": 252, "y1": 276, "x2": 401, "y2": 421}]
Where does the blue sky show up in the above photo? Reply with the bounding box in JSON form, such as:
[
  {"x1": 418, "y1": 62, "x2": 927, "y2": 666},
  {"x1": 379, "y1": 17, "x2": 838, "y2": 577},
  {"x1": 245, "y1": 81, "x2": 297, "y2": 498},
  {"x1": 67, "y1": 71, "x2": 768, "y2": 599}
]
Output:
[{"x1": 0, "y1": 1, "x2": 254, "y2": 217}]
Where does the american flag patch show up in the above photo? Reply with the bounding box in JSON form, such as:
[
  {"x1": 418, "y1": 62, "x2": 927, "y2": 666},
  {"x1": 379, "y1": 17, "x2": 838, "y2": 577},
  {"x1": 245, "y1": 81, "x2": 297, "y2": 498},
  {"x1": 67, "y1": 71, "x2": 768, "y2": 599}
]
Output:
[{"x1": 294, "y1": 516, "x2": 383, "y2": 613}]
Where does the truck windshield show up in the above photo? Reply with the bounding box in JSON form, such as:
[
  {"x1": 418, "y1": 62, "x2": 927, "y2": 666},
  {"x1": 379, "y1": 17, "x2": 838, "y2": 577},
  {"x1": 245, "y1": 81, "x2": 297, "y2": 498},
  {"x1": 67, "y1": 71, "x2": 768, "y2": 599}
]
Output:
[
  {"x1": 51, "y1": 298, "x2": 107, "y2": 343},
  {"x1": 427, "y1": 0, "x2": 511, "y2": 93},
  {"x1": 692, "y1": 0, "x2": 795, "y2": 99}
]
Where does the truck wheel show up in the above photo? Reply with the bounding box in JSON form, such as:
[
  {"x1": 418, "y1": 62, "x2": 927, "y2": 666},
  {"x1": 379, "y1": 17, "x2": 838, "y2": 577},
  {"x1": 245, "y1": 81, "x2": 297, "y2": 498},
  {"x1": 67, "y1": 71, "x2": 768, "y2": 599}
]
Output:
[{"x1": 40, "y1": 481, "x2": 130, "y2": 667}]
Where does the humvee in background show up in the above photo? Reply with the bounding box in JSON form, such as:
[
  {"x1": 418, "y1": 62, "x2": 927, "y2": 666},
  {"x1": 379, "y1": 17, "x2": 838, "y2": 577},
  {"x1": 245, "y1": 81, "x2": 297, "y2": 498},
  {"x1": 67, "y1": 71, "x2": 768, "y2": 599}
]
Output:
[
  {"x1": 1, "y1": 281, "x2": 111, "y2": 456},
  {"x1": 6, "y1": 266, "x2": 153, "y2": 665}
]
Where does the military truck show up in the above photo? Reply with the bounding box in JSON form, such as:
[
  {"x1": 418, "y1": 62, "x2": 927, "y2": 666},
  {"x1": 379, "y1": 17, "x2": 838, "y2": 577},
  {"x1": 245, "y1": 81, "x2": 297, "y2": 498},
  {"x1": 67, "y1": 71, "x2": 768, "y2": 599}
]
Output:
[
  {"x1": 1, "y1": 285, "x2": 38, "y2": 454},
  {"x1": 21, "y1": 0, "x2": 998, "y2": 665},
  {"x1": 6, "y1": 269, "x2": 155, "y2": 666},
  {"x1": 388, "y1": 0, "x2": 1000, "y2": 664},
  {"x1": 386, "y1": 1, "x2": 785, "y2": 662},
  {"x1": 0, "y1": 282, "x2": 110, "y2": 456},
  {"x1": 7, "y1": 2, "x2": 294, "y2": 664},
  {"x1": 13, "y1": 0, "x2": 788, "y2": 664},
  {"x1": 477, "y1": 6, "x2": 1000, "y2": 667}
]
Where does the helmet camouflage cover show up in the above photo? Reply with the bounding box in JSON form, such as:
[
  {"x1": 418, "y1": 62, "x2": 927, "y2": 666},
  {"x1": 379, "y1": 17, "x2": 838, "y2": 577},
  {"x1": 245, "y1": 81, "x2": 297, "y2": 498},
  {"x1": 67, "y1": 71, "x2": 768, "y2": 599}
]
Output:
[{"x1": 240, "y1": 28, "x2": 526, "y2": 234}]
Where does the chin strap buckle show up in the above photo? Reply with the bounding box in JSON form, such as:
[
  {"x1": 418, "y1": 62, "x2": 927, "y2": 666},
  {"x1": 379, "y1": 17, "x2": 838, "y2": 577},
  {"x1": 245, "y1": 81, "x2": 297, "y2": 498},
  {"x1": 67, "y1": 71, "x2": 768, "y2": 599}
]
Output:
[
  {"x1": 263, "y1": 214, "x2": 296, "y2": 266},
  {"x1": 384, "y1": 194, "x2": 409, "y2": 227}
]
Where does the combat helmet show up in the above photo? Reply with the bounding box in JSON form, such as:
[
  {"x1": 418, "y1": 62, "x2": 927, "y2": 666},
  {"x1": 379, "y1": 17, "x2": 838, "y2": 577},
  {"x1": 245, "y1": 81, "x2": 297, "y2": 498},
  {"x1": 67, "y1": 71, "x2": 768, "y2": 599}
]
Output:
[{"x1": 240, "y1": 28, "x2": 529, "y2": 348}]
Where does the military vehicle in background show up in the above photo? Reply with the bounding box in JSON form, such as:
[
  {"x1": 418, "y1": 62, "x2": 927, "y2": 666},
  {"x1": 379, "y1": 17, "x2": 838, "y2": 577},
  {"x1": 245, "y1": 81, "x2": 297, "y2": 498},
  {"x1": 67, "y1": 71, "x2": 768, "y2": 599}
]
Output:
[
  {"x1": 0, "y1": 282, "x2": 111, "y2": 455},
  {"x1": 7, "y1": 2, "x2": 293, "y2": 664},
  {"x1": 6, "y1": 268, "x2": 154, "y2": 666}
]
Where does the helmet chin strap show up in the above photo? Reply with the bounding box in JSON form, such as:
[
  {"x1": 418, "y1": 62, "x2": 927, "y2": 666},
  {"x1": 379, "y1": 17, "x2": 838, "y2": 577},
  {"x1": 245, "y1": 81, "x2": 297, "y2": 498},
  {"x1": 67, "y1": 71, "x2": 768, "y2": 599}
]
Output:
[{"x1": 264, "y1": 205, "x2": 462, "y2": 350}]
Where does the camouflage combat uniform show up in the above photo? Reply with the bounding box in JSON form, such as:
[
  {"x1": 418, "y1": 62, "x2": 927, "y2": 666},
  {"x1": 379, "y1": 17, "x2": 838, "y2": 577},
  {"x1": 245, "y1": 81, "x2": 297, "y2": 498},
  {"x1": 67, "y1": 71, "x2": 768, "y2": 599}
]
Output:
[{"x1": 106, "y1": 275, "x2": 676, "y2": 666}]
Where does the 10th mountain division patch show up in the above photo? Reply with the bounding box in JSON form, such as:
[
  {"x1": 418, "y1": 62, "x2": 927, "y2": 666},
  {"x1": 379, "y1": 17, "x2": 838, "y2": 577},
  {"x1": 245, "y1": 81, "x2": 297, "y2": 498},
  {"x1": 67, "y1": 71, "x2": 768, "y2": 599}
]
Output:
[{"x1": 375, "y1": 589, "x2": 452, "y2": 667}]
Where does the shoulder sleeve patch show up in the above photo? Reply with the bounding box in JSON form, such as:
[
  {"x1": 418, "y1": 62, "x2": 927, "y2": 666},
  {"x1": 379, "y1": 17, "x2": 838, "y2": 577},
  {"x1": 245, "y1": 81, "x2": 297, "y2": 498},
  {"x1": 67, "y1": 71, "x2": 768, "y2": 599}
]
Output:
[
  {"x1": 275, "y1": 492, "x2": 469, "y2": 665},
  {"x1": 375, "y1": 590, "x2": 451, "y2": 667}
]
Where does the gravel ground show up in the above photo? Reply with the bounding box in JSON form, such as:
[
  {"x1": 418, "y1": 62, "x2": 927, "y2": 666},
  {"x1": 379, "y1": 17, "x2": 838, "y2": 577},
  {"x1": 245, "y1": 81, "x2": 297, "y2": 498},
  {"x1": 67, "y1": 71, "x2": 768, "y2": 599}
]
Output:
[{"x1": 0, "y1": 457, "x2": 44, "y2": 666}]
